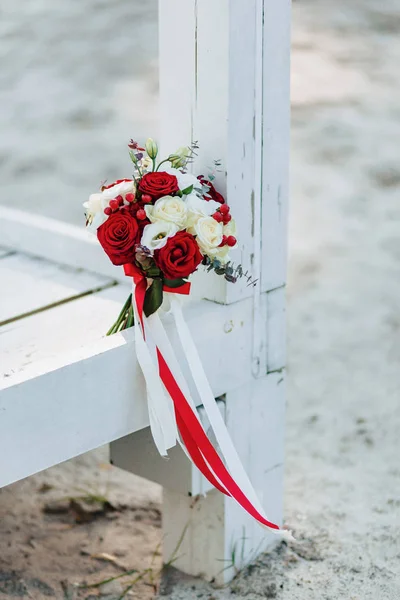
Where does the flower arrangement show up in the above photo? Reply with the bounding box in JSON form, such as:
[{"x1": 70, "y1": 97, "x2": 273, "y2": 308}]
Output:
[
  {"x1": 84, "y1": 139, "x2": 242, "y2": 334},
  {"x1": 83, "y1": 139, "x2": 290, "y2": 539}
]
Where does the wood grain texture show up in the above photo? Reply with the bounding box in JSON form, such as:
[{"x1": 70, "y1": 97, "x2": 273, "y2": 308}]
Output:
[
  {"x1": 0, "y1": 252, "x2": 114, "y2": 325},
  {"x1": 0, "y1": 206, "x2": 124, "y2": 281},
  {"x1": 1, "y1": 284, "x2": 130, "y2": 379},
  {"x1": 156, "y1": 0, "x2": 290, "y2": 583}
]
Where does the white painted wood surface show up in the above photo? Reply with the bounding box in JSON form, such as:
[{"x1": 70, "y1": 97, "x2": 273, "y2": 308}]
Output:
[
  {"x1": 0, "y1": 252, "x2": 113, "y2": 325},
  {"x1": 111, "y1": 0, "x2": 291, "y2": 584},
  {"x1": 0, "y1": 206, "x2": 124, "y2": 281},
  {"x1": 110, "y1": 401, "x2": 226, "y2": 497},
  {"x1": 0, "y1": 0, "x2": 290, "y2": 584},
  {"x1": 0, "y1": 251, "x2": 256, "y2": 488}
]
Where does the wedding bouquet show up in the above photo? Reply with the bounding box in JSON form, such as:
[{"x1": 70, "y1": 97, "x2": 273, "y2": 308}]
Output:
[
  {"x1": 83, "y1": 139, "x2": 290, "y2": 539},
  {"x1": 84, "y1": 139, "x2": 244, "y2": 335}
]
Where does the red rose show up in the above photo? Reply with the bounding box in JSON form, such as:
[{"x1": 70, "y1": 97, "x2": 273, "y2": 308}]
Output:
[
  {"x1": 198, "y1": 176, "x2": 225, "y2": 204},
  {"x1": 154, "y1": 231, "x2": 203, "y2": 279},
  {"x1": 97, "y1": 212, "x2": 139, "y2": 265},
  {"x1": 138, "y1": 171, "x2": 179, "y2": 199}
]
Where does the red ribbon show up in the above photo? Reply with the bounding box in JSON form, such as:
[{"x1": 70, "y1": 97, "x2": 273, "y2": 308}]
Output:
[{"x1": 123, "y1": 262, "x2": 280, "y2": 532}]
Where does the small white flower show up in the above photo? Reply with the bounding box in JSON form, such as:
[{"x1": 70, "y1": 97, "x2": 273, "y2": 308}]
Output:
[
  {"x1": 194, "y1": 216, "x2": 223, "y2": 255},
  {"x1": 101, "y1": 180, "x2": 135, "y2": 201},
  {"x1": 142, "y1": 156, "x2": 153, "y2": 171},
  {"x1": 145, "y1": 195, "x2": 188, "y2": 230},
  {"x1": 165, "y1": 167, "x2": 202, "y2": 192},
  {"x1": 185, "y1": 193, "x2": 220, "y2": 232},
  {"x1": 83, "y1": 193, "x2": 108, "y2": 233},
  {"x1": 141, "y1": 221, "x2": 179, "y2": 253},
  {"x1": 168, "y1": 146, "x2": 191, "y2": 169},
  {"x1": 83, "y1": 180, "x2": 135, "y2": 233}
]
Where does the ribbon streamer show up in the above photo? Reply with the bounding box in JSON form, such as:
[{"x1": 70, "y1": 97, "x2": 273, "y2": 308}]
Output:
[{"x1": 124, "y1": 264, "x2": 292, "y2": 540}]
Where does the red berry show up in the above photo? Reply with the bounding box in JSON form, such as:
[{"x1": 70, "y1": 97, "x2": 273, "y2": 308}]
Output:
[
  {"x1": 104, "y1": 207, "x2": 112, "y2": 215},
  {"x1": 219, "y1": 204, "x2": 229, "y2": 215},
  {"x1": 115, "y1": 194, "x2": 124, "y2": 206},
  {"x1": 136, "y1": 209, "x2": 147, "y2": 220},
  {"x1": 125, "y1": 192, "x2": 135, "y2": 203},
  {"x1": 224, "y1": 213, "x2": 232, "y2": 223},
  {"x1": 142, "y1": 194, "x2": 152, "y2": 204},
  {"x1": 219, "y1": 235, "x2": 228, "y2": 247},
  {"x1": 109, "y1": 199, "x2": 119, "y2": 211},
  {"x1": 226, "y1": 235, "x2": 236, "y2": 247},
  {"x1": 212, "y1": 211, "x2": 223, "y2": 222}
]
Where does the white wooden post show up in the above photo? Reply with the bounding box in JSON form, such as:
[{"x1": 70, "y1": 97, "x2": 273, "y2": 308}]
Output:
[
  {"x1": 160, "y1": 0, "x2": 290, "y2": 582},
  {"x1": 111, "y1": 0, "x2": 291, "y2": 584}
]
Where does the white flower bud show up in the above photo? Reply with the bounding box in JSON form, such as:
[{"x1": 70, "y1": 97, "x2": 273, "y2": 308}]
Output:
[{"x1": 145, "y1": 138, "x2": 158, "y2": 159}]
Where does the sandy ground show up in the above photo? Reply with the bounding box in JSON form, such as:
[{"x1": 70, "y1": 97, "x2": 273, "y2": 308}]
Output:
[{"x1": 1, "y1": 0, "x2": 400, "y2": 598}]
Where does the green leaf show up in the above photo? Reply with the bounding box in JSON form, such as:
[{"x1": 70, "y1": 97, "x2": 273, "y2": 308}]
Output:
[
  {"x1": 143, "y1": 279, "x2": 163, "y2": 317},
  {"x1": 181, "y1": 184, "x2": 193, "y2": 196},
  {"x1": 129, "y1": 150, "x2": 138, "y2": 164},
  {"x1": 164, "y1": 278, "x2": 187, "y2": 288},
  {"x1": 145, "y1": 265, "x2": 162, "y2": 278}
]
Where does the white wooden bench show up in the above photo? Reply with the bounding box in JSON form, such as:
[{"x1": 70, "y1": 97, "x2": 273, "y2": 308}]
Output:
[{"x1": 0, "y1": 0, "x2": 290, "y2": 584}]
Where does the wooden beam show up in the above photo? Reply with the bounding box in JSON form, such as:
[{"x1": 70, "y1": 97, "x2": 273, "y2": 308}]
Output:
[
  {"x1": 0, "y1": 206, "x2": 124, "y2": 281},
  {"x1": 0, "y1": 294, "x2": 255, "y2": 488}
]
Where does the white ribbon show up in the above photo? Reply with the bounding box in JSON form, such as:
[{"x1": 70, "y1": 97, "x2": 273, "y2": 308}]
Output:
[
  {"x1": 131, "y1": 286, "x2": 177, "y2": 456},
  {"x1": 146, "y1": 308, "x2": 228, "y2": 492},
  {"x1": 167, "y1": 294, "x2": 294, "y2": 541},
  {"x1": 131, "y1": 284, "x2": 293, "y2": 540}
]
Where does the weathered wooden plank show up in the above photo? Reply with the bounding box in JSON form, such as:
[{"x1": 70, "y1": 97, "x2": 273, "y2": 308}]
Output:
[
  {"x1": 260, "y1": 0, "x2": 291, "y2": 291},
  {"x1": 159, "y1": 0, "x2": 196, "y2": 155},
  {"x1": 0, "y1": 294, "x2": 255, "y2": 488},
  {"x1": 0, "y1": 247, "x2": 14, "y2": 259},
  {"x1": 0, "y1": 206, "x2": 123, "y2": 282},
  {"x1": 0, "y1": 252, "x2": 114, "y2": 325},
  {"x1": 267, "y1": 286, "x2": 286, "y2": 373},
  {"x1": 156, "y1": 0, "x2": 290, "y2": 584},
  {"x1": 1, "y1": 284, "x2": 129, "y2": 379}
]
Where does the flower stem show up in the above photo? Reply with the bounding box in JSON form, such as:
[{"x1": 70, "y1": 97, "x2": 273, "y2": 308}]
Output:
[
  {"x1": 155, "y1": 158, "x2": 170, "y2": 172},
  {"x1": 106, "y1": 294, "x2": 133, "y2": 336}
]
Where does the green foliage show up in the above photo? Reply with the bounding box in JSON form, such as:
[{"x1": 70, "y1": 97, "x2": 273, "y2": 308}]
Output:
[
  {"x1": 181, "y1": 184, "x2": 194, "y2": 195},
  {"x1": 202, "y1": 256, "x2": 258, "y2": 287},
  {"x1": 143, "y1": 279, "x2": 163, "y2": 317}
]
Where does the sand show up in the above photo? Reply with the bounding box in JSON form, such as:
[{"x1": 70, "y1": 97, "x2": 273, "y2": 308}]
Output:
[{"x1": 0, "y1": 0, "x2": 399, "y2": 598}]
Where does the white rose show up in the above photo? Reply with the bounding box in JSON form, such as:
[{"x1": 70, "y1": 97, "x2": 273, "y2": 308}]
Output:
[
  {"x1": 101, "y1": 179, "x2": 135, "y2": 200},
  {"x1": 165, "y1": 167, "x2": 202, "y2": 192},
  {"x1": 207, "y1": 243, "x2": 231, "y2": 263},
  {"x1": 145, "y1": 195, "x2": 188, "y2": 230},
  {"x1": 185, "y1": 193, "x2": 220, "y2": 232},
  {"x1": 141, "y1": 221, "x2": 179, "y2": 253},
  {"x1": 194, "y1": 216, "x2": 223, "y2": 255}
]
